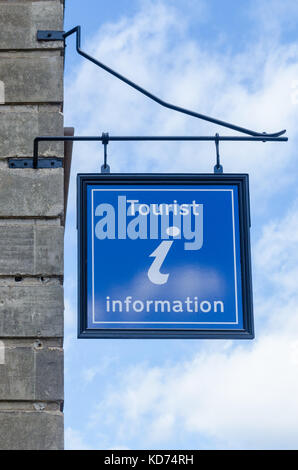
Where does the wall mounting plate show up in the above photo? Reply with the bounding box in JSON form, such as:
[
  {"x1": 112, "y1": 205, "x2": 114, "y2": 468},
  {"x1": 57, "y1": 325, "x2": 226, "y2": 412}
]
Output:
[
  {"x1": 37, "y1": 31, "x2": 65, "y2": 41},
  {"x1": 9, "y1": 158, "x2": 63, "y2": 169}
]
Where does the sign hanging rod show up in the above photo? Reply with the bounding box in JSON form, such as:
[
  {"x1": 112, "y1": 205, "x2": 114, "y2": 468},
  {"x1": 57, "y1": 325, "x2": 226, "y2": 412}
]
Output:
[{"x1": 32, "y1": 134, "x2": 288, "y2": 169}]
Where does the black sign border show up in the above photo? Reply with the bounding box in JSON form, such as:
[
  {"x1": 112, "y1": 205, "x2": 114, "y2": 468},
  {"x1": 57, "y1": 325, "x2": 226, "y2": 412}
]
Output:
[{"x1": 77, "y1": 173, "x2": 254, "y2": 339}]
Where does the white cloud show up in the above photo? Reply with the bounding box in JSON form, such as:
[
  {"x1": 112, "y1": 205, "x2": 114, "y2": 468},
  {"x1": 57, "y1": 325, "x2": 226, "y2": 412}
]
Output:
[
  {"x1": 254, "y1": 202, "x2": 298, "y2": 294},
  {"x1": 65, "y1": 427, "x2": 92, "y2": 450},
  {"x1": 64, "y1": 298, "x2": 76, "y2": 329},
  {"x1": 249, "y1": 0, "x2": 298, "y2": 40},
  {"x1": 88, "y1": 333, "x2": 298, "y2": 449},
  {"x1": 253, "y1": 201, "x2": 298, "y2": 334},
  {"x1": 65, "y1": 426, "x2": 131, "y2": 450},
  {"x1": 82, "y1": 355, "x2": 118, "y2": 384}
]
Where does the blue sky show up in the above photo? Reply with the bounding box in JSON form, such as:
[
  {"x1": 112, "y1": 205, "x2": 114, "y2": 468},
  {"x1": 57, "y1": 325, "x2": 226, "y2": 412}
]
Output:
[{"x1": 63, "y1": 0, "x2": 298, "y2": 450}]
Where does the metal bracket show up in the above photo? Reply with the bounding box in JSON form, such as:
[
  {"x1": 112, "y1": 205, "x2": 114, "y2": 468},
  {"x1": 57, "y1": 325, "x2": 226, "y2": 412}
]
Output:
[
  {"x1": 34, "y1": 26, "x2": 288, "y2": 174},
  {"x1": 214, "y1": 133, "x2": 223, "y2": 173},
  {"x1": 37, "y1": 31, "x2": 65, "y2": 41},
  {"x1": 37, "y1": 26, "x2": 286, "y2": 139},
  {"x1": 101, "y1": 132, "x2": 110, "y2": 173},
  {"x1": 9, "y1": 158, "x2": 63, "y2": 169},
  {"x1": 31, "y1": 135, "x2": 288, "y2": 171},
  {"x1": 101, "y1": 164, "x2": 110, "y2": 174}
]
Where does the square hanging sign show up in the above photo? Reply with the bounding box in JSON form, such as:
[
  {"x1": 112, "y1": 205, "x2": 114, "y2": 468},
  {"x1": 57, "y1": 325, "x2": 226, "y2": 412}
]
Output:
[{"x1": 77, "y1": 174, "x2": 254, "y2": 339}]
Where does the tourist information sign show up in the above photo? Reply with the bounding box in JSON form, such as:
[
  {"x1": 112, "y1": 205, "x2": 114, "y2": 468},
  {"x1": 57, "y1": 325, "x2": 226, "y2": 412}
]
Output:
[{"x1": 77, "y1": 174, "x2": 254, "y2": 339}]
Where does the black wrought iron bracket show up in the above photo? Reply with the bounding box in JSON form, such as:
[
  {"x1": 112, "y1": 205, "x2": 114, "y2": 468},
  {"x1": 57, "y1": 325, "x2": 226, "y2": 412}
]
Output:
[
  {"x1": 18, "y1": 26, "x2": 288, "y2": 171},
  {"x1": 29, "y1": 134, "x2": 287, "y2": 172}
]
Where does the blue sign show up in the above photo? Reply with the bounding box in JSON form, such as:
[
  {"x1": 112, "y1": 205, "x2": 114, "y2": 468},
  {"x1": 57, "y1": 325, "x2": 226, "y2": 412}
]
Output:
[{"x1": 77, "y1": 174, "x2": 254, "y2": 339}]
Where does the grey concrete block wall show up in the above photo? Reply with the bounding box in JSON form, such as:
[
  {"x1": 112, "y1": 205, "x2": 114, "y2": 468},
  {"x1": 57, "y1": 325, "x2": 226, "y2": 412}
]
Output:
[
  {"x1": 0, "y1": 1, "x2": 64, "y2": 50},
  {"x1": 0, "y1": 168, "x2": 64, "y2": 216},
  {"x1": 0, "y1": 338, "x2": 63, "y2": 401},
  {"x1": 0, "y1": 52, "x2": 63, "y2": 103},
  {"x1": 0, "y1": 105, "x2": 64, "y2": 158},
  {"x1": 0, "y1": 279, "x2": 64, "y2": 337},
  {"x1": 0, "y1": 223, "x2": 64, "y2": 275},
  {"x1": 0, "y1": 411, "x2": 64, "y2": 451},
  {"x1": 0, "y1": 0, "x2": 65, "y2": 451}
]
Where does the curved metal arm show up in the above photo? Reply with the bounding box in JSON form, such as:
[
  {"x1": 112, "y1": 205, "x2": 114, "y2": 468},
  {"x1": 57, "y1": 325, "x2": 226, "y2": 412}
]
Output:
[{"x1": 63, "y1": 26, "x2": 286, "y2": 138}]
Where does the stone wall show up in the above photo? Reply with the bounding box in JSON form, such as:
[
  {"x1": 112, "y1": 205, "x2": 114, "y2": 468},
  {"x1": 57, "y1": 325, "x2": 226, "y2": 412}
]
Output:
[{"x1": 0, "y1": 0, "x2": 65, "y2": 450}]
